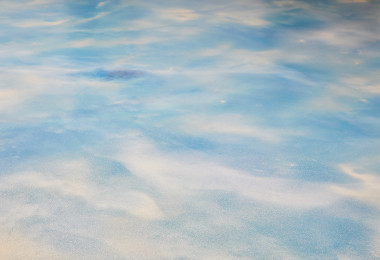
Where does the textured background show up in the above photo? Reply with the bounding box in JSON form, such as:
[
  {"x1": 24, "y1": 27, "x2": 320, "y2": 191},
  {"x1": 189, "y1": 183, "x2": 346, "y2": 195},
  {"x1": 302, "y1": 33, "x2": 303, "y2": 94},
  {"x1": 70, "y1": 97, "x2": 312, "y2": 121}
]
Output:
[{"x1": 0, "y1": 0, "x2": 379, "y2": 259}]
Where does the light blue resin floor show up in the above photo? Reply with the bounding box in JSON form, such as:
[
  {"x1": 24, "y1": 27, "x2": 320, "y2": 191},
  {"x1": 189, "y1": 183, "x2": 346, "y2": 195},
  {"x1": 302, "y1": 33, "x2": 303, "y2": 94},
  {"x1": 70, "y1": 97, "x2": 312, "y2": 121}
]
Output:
[{"x1": 0, "y1": 0, "x2": 379, "y2": 259}]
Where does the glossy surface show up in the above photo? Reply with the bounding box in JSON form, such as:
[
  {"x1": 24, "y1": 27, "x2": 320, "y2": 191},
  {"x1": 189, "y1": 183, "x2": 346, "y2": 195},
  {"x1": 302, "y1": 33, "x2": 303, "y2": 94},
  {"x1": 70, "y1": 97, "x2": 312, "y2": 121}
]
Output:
[{"x1": 1, "y1": 0, "x2": 379, "y2": 259}]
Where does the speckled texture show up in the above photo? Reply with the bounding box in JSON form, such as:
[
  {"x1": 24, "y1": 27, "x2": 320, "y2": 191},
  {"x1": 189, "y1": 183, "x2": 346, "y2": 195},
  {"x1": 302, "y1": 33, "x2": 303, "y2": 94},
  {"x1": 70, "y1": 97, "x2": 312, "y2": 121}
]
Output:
[{"x1": 0, "y1": 0, "x2": 379, "y2": 259}]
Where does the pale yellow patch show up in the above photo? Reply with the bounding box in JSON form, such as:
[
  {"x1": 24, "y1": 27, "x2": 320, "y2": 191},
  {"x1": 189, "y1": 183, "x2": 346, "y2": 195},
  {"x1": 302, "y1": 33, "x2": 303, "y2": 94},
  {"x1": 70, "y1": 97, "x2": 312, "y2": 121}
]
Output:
[
  {"x1": 97, "y1": 1, "x2": 108, "y2": 8},
  {"x1": 0, "y1": 232, "x2": 64, "y2": 260},
  {"x1": 77, "y1": 12, "x2": 108, "y2": 23},
  {"x1": 338, "y1": 0, "x2": 367, "y2": 3},
  {"x1": 14, "y1": 19, "x2": 68, "y2": 27},
  {"x1": 161, "y1": 9, "x2": 200, "y2": 22},
  {"x1": 216, "y1": 12, "x2": 269, "y2": 26},
  {"x1": 331, "y1": 164, "x2": 380, "y2": 209},
  {"x1": 273, "y1": 0, "x2": 297, "y2": 6},
  {"x1": 365, "y1": 85, "x2": 380, "y2": 94}
]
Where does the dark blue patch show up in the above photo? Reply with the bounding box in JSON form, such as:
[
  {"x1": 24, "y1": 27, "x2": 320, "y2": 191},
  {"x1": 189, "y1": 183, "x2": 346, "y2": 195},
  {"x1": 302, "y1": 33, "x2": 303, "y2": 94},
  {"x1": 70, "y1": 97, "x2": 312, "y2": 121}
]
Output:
[
  {"x1": 94, "y1": 69, "x2": 145, "y2": 80},
  {"x1": 68, "y1": 68, "x2": 146, "y2": 81}
]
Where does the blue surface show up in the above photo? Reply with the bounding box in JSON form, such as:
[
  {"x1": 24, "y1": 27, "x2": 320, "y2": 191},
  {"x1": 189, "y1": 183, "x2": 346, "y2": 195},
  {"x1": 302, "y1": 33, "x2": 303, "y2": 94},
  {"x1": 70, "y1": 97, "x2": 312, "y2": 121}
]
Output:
[{"x1": 0, "y1": 0, "x2": 379, "y2": 259}]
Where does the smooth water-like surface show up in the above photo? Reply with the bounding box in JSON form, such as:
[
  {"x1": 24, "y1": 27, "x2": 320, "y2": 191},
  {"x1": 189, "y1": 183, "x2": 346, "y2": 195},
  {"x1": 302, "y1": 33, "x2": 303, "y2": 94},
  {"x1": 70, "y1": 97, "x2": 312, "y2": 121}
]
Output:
[{"x1": 1, "y1": 0, "x2": 380, "y2": 259}]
